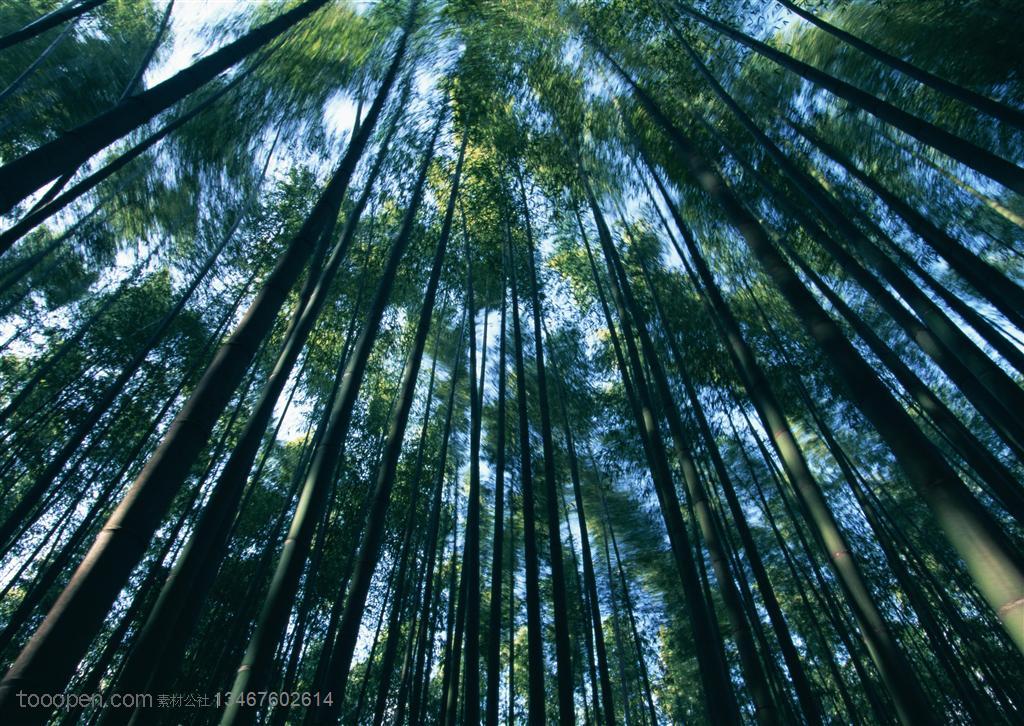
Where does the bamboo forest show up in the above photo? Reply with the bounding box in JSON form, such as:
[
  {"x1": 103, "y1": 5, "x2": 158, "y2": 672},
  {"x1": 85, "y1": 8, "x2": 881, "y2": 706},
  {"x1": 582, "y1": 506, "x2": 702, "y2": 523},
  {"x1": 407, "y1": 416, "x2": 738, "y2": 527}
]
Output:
[{"x1": 1, "y1": 0, "x2": 1023, "y2": 723}]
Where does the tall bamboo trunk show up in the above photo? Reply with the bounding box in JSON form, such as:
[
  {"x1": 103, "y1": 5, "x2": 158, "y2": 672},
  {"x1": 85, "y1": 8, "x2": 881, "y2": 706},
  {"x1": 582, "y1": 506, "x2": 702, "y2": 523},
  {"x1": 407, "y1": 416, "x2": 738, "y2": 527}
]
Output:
[
  {"x1": 306, "y1": 130, "x2": 461, "y2": 725},
  {"x1": 484, "y1": 266, "x2": 508, "y2": 726},
  {"x1": 519, "y1": 172, "x2": 576, "y2": 724},
  {"x1": 607, "y1": 215, "x2": 778, "y2": 724},
  {"x1": 140, "y1": 307, "x2": 358, "y2": 723},
  {"x1": 742, "y1": 276, "x2": 987, "y2": 704},
  {"x1": 392, "y1": 538, "x2": 430, "y2": 725},
  {"x1": 790, "y1": 121, "x2": 1024, "y2": 342},
  {"x1": 627, "y1": 67, "x2": 1024, "y2": 658},
  {"x1": 599, "y1": 508, "x2": 633, "y2": 726},
  {"x1": 27, "y1": 0, "x2": 177, "y2": 213},
  {"x1": 557, "y1": 483, "x2": 601, "y2": 725},
  {"x1": 0, "y1": 33, "x2": 407, "y2": 719},
  {"x1": 719, "y1": 405, "x2": 862, "y2": 722},
  {"x1": 0, "y1": 0, "x2": 334, "y2": 214},
  {"x1": 370, "y1": 540, "x2": 420, "y2": 725},
  {"x1": 772, "y1": 0, "x2": 1024, "y2": 130},
  {"x1": 437, "y1": 486, "x2": 465, "y2": 726},
  {"x1": 734, "y1": 398, "x2": 898, "y2": 723},
  {"x1": 0, "y1": 246, "x2": 158, "y2": 434},
  {"x1": 0, "y1": 59, "x2": 261, "y2": 257},
  {"x1": 297, "y1": 252, "x2": 385, "y2": 712},
  {"x1": 221, "y1": 122, "x2": 443, "y2": 722},
  {"x1": 0, "y1": 0, "x2": 109, "y2": 52},
  {"x1": 0, "y1": 353, "x2": 256, "y2": 658},
  {"x1": 632, "y1": 136, "x2": 933, "y2": 721},
  {"x1": 575, "y1": 233, "x2": 644, "y2": 725},
  {"x1": 578, "y1": 199, "x2": 740, "y2": 725},
  {"x1": 407, "y1": 314, "x2": 467, "y2": 726},
  {"x1": 0, "y1": 196, "x2": 253, "y2": 553},
  {"x1": 459, "y1": 217, "x2": 485, "y2": 725},
  {"x1": 0, "y1": 20, "x2": 78, "y2": 107},
  {"x1": 0, "y1": 169, "x2": 142, "y2": 300},
  {"x1": 802, "y1": 123, "x2": 1024, "y2": 317},
  {"x1": 552, "y1": 367, "x2": 616, "y2": 726},
  {"x1": 369, "y1": 298, "x2": 448, "y2": 726},
  {"x1": 673, "y1": 33, "x2": 1024, "y2": 450},
  {"x1": 110, "y1": 99, "x2": 403, "y2": 715},
  {"x1": 507, "y1": 221, "x2": 548, "y2": 724},
  {"x1": 622, "y1": 50, "x2": 1024, "y2": 647},
  {"x1": 710, "y1": 122, "x2": 1024, "y2": 460},
  {"x1": 592, "y1": 467, "x2": 657, "y2": 726},
  {"x1": 662, "y1": 2, "x2": 1024, "y2": 194},
  {"x1": 507, "y1": 488, "x2": 517, "y2": 721},
  {"x1": 441, "y1": 376, "x2": 470, "y2": 726},
  {"x1": 772, "y1": 231, "x2": 1024, "y2": 525},
  {"x1": 350, "y1": 563, "x2": 400, "y2": 722},
  {"x1": 794, "y1": 368, "x2": 997, "y2": 720},
  {"x1": 634, "y1": 246, "x2": 824, "y2": 725}
]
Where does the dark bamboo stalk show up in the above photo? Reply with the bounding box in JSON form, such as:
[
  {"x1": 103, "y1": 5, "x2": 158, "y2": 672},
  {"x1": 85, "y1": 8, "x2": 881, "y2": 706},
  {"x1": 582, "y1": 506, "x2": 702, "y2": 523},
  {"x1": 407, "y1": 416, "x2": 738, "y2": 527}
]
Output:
[
  {"x1": 407, "y1": 313, "x2": 468, "y2": 726},
  {"x1": 0, "y1": 0, "x2": 334, "y2": 213},
  {"x1": 773, "y1": 0, "x2": 1024, "y2": 130},
  {"x1": 0, "y1": 0, "x2": 108, "y2": 52},
  {"x1": 663, "y1": 2, "x2": 1024, "y2": 194},
  {"x1": 307, "y1": 127, "x2": 459, "y2": 724},
  {"x1": 578, "y1": 199, "x2": 740, "y2": 724},
  {"x1": 518, "y1": 171, "x2": 576, "y2": 724},
  {"x1": 633, "y1": 243, "x2": 824, "y2": 725},
  {"x1": 609, "y1": 214, "x2": 777, "y2": 724},
  {"x1": 547, "y1": 343, "x2": 616, "y2": 726},
  {"x1": 484, "y1": 262, "x2": 509, "y2": 726},
  {"x1": 627, "y1": 67, "x2": 1024, "y2": 664},
  {"x1": 507, "y1": 219, "x2": 547, "y2": 724}
]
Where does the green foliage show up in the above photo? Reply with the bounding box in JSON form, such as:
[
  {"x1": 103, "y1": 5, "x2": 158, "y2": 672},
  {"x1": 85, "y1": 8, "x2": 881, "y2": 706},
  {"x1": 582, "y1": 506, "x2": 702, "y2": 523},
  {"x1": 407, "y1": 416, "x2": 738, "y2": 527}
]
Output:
[{"x1": 1, "y1": 0, "x2": 1023, "y2": 722}]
